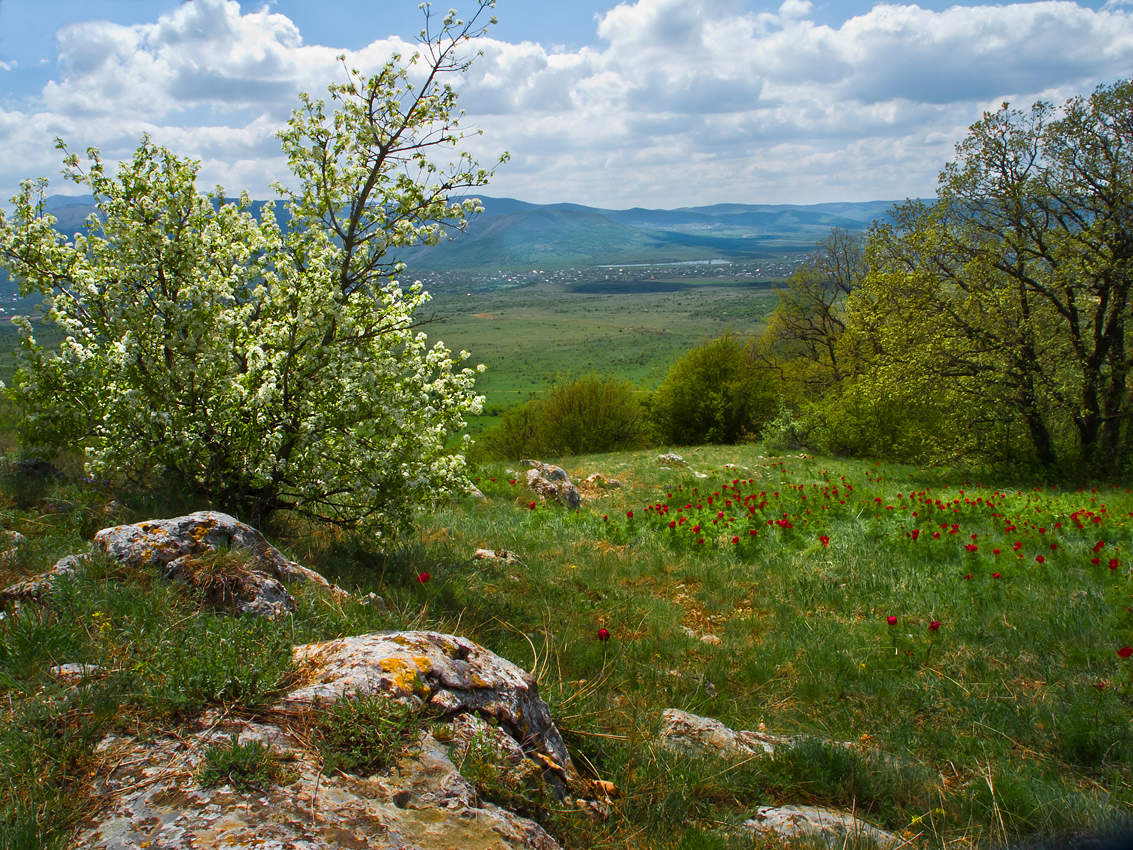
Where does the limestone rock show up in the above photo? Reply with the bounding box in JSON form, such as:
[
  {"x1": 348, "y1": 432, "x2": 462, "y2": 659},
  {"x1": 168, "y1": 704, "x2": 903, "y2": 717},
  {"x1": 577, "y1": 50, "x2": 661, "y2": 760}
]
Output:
[
  {"x1": 285, "y1": 631, "x2": 573, "y2": 781},
  {"x1": 50, "y1": 662, "x2": 109, "y2": 683},
  {"x1": 659, "y1": 708, "x2": 788, "y2": 758},
  {"x1": 656, "y1": 453, "x2": 687, "y2": 467},
  {"x1": 2, "y1": 554, "x2": 85, "y2": 603},
  {"x1": 473, "y1": 549, "x2": 523, "y2": 566},
  {"x1": 72, "y1": 714, "x2": 562, "y2": 850},
  {"x1": 91, "y1": 511, "x2": 345, "y2": 618},
  {"x1": 521, "y1": 461, "x2": 581, "y2": 510},
  {"x1": 742, "y1": 804, "x2": 903, "y2": 849},
  {"x1": 582, "y1": 473, "x2": 623, "y2": 490}
]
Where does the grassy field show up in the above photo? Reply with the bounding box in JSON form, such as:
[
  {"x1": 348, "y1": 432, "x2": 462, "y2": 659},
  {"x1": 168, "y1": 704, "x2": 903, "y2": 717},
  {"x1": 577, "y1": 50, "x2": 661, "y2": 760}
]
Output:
[
  {"x1": 424, "y1": 281, "x2": 779, "y2": 426},
  {"x1": 1, "y1": 445, "x2": 1130, "y2": 848}
]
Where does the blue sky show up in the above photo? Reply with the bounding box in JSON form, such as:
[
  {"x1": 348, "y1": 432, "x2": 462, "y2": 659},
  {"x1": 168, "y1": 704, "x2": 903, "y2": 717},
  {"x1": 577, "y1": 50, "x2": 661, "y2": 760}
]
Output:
[{"x1": 1, "y1": 0, "x2": 1131, "y2": 207}]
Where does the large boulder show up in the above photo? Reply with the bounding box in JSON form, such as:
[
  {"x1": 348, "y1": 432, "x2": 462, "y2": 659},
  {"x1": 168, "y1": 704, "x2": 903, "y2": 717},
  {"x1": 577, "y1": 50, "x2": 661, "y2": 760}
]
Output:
[
  {"x1": 522, "y1": 461, "x2": 580, "y2": 510},
  {"x1": 72, "y1": 713, "x2": 562, "y2": 850},
  {"x1": 92, "y1": 511, "x2": 343, "y2": 618},
  {"x1": 285, "y1": 631, "x2": 573, "y2": 781}
]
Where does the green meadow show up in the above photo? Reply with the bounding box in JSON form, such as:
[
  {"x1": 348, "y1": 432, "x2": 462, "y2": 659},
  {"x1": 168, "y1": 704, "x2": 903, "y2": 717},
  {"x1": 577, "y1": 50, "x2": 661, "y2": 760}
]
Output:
[{"x1": 425, "y1": 280, "x2": 779, "y2": 424}]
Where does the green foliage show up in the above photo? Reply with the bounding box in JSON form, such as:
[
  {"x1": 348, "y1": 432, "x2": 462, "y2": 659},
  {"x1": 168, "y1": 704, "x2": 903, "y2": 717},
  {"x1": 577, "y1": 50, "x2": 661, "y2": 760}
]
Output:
[
  {"x1": 650, "y1": 335, "x2": 775, "y2": 445},
  {"x1": 0, "y1": 2, "x2": 503, "y2": 535},
  {"x1": 198, "y1": 734, "x2": 294, "y2": 791},
  {"x1": 477, "y1": 374, "x2": 649, "y2": 459},
  {"x1": 314, "y1": 693, "x2": 429, "y2": 775}
]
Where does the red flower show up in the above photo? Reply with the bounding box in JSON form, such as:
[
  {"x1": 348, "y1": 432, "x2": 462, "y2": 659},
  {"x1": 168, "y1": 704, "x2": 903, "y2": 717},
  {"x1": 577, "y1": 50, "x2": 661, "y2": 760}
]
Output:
[
  {"x1": 749, "y1": 529, "x2": 758, "y2": 537},
  {"x1": 993, "y1": 548, "x2": 1001, "y2": 555},
  {"x1": 602, "y1": 514, "x2": 608, "y2": 522},
  {"x1": 1093, "y1": 540, "x2": 1106, "y2": 553},
  {"x1": 1117, "y1": 645, "x2": 1133, "y2": 659},
  {"x1": 509, "y1": 479, "x2": 516, "y2": 485},
  {"x1": 886, "y1": 615, "x2": 898, "y2": 626},
  {"x1": 819, "y1": 535, "x2": 830, "y2": 546},
  {"x1": 963, "y1": 574, "x2": 974, "y2": 580},
  {"x1": 1035, "y1": 554, "x2": 1045, "y2": 564},
  {"x1": 626, "y1": 510, "x2": 634, "y2": 519},
  {"x1": 992, "y1": 572, "x2": 1001, "y2": 579},
  {"x1": 1110, "y1": 558, "x2": 1120, "y2": 570},
  {"x1": 529, "y1": 501, "x2": 536, "y2": 510},
  {"x1": 732, "y1": 536, "x2": 740, "y2": 544},
  {"x1": 928, "y1": 621, "x2": 941, "y2": 632},
  {"x1": 597, "y1": 627, "x2": 611, "y2": 642},
  {"x1": 417, "y1": 572, "x2": 430, "y2": 583},
  {"x1": 669, "y1": 520, "x2": 677, "y2": 529},
  {"x1": 965, "y1": 543, "x2": 978, "y2": 553},
  {"x1": 1092, "y1": 557, "x2": 1102, "y2": 565}
]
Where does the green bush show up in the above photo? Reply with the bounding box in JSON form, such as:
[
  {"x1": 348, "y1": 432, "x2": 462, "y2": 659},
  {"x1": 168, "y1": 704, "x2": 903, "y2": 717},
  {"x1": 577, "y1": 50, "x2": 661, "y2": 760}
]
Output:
[
  {"x1": 478, "y1": 374, "x2": 649, "y2": 459},
  {"x1": 650, "y1": 336, "x2": 776, "y2": 445}
]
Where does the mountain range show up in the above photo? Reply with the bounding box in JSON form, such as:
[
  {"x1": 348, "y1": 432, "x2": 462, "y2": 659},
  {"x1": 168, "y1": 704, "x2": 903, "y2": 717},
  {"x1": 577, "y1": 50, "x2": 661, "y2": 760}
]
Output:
[{"x1": 2, "y1": 195, "x2": 900, "y2": 294}]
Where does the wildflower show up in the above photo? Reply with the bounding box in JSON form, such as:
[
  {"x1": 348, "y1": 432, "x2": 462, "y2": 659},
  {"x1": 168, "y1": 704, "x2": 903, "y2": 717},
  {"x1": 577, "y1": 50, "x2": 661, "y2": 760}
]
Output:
[
  {"x1": 963, "y1": 574, "x2": 973, "y2": 580},
  {"x1": 417, "y1": 572, "x2": 430, "y2": 583},
  {"x1": 626, "y1": 510, "x2": 634, "y2": 519},
  {"x1": 602, "y1": 514, "x2": 608, "y2": 522},
  {"x1": 528, "y1": 501, "x2": 536, "y2": 509},
  {"x1": 1035, "y1": 554, "x2": 1045, "y2": 564},
  {"x1": 965, "y1": 543, "x2": 978, "y2": 553},
  {"x1": 819, "y1": 535, "x2": 830, "y2": 546},
  {"x1": 1118, "y1": 646, "x2": 1132, "y2": 659},
  {"x1": 732, "y1": 536, "x2": 739, "y2": 544},
  {"x1": 928, "y1": 621, "x2": 941, "y2": 631},
  {"x1": 1093, "y1": 540, "x2": 1106, "y2": 553},
  {"x1": 1092, "y1": 557, "x2": 1102, "y2": 565},
  {"x1": 992, "y1": 572, "x2": 1001, "y2": 579},
  {"x1": 1110, "y1": 558, "x2": 1120, "y2": 570},
  {"x1": 597, "y1": 628, "x2": 611, "y2": 642},
  {"x1": 669, "y1": 520, "x2": 676, "y2": 529},
  {"x1": 886, "y1": 615, "x2": 898, "y2": 626}
]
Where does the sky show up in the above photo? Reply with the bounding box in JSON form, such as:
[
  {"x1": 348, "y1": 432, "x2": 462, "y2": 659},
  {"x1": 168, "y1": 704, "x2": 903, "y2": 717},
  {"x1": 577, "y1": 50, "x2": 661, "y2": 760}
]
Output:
[{"x1": 0, "y1": 0, "x2": 1131, "y2": 208}]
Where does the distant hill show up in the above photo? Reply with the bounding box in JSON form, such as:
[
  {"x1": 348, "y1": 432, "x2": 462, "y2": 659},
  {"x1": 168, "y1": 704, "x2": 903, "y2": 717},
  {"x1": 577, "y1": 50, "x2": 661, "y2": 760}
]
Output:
[{"x1": 1, "y1": 194, "x2": 901, "y2": 291}]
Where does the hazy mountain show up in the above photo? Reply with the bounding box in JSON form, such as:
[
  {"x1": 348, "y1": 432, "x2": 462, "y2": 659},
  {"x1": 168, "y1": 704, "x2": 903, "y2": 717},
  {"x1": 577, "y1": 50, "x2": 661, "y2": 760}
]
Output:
[{"x1": 1, "y1": 194, "x2": 900, "y2": 290}]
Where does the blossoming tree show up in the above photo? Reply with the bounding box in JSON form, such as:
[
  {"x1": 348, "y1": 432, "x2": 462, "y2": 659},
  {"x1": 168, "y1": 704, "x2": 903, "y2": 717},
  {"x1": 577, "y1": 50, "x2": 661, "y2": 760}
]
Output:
[{"x1": 0, "y1": 1, "x2": 503, "y2": 535}]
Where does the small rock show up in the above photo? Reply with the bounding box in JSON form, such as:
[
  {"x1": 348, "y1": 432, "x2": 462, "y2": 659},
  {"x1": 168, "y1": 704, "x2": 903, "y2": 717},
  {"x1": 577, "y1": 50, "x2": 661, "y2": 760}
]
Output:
[
  {"x1": 659, "y1": 709, "x2": 784, "y2": 758},
  {"x1": 50, "y1": 662, "x2": 110, "y2": 682},
  {"x1": 700, "y1": 633, "x2": 721, "y2": 646},
  {"x1": 742, "y1": 804, "x2": 903, "y2": 849},
  {"x1": 473, "y1": 548, "x2": 523, "y2": 566},
  {"x1": 359, "y1": 591, "x2": 386, "y2": 608},
  {"x1": 468, "y1": 484, "x2": 488, "y2": 501},
  {"x1": 521, "y1": 460, "x2": 581, "y2": 510},
  {"x1": 656, "y1": 453, "x2": 686, "y2": 467},
  {"x1": 1, "y1": 554, "x2": 85, "y2": 604},
  {"x1": 582, "y1": 473, "x2": 623, "y2": 490}
]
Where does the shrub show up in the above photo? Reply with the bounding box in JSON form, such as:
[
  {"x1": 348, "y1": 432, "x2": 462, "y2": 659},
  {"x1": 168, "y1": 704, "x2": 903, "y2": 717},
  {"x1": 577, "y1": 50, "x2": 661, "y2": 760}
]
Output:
[
  {"x1": 650, "y1": 335, "x2": 776, "y2": 445},
  {"x1": 478, "y1": 374, "x2": 648, "y2": 459},
  {"x1": 314, "y1": 693, "x2": 430, "y2": 775},
  {"x1": 198, "y1": 734, "x2": 294, "y2": 791}
]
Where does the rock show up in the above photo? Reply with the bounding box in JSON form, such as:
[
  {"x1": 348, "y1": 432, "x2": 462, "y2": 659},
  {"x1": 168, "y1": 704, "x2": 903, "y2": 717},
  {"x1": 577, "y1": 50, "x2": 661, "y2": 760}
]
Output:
[
  {"x1": 656, "y1": 453, "x2": 686, "y2": 467},
  {"x1": 0, "y1": 529, "x2": 27, "y2": 569},
  {"x1": 473, "y1": 548, "x2": 523, "y2": 566},
  {"x1": 659, "y1": 709, "x2": 787, "y2": 758},
  {"x1": 50, "y1": 662, "x2": 109, "y2": 682},
  {"x1": 92, "y1": 511, "x2": 346, "y2": 619},
  {"x1": 521, "y1": 461, "x2": 581, "y2": 510},
  {"x1": 73, "y1": 713, "x2": 562, "y2": 850},
  {"x1": 1, "y1": 554, "x2": 85, "y2": 604},
  {"x1": 742, "y1": 804, "x2": 903, "y2": 849},
  {"x1": 285, "y1": 631, "x2": 574, "y2": 782},
  {"x1": 468, "y1": 484, "x2": 489, "y2": 501}
]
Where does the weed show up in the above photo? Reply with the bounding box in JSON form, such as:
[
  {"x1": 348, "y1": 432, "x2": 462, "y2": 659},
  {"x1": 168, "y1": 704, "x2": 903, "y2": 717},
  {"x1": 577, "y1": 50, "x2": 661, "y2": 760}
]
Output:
[
  {"x1": 314, "y1": 693, "x2": 430, "y2": 775},
  {"x1": 197, "y1": 734, "x2": 294, "y2": 791}
]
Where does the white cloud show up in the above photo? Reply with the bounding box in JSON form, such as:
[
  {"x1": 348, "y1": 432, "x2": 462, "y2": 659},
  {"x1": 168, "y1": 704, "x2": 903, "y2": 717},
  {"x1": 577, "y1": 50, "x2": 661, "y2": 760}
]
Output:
[
  {"x1": 3, "y1": 0, "x2": 1133, "y2": 207},
  {"x1": 0, "y1": 60, "x2": 14, "y2": 72}
]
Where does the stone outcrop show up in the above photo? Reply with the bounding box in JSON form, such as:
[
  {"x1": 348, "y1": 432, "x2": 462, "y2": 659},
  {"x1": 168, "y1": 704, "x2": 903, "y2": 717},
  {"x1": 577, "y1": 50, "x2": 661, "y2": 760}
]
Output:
[
  {"x1": 742, "y1": 804, "x2": 903, "y2": 849},
  {"x1": 2, "y1": 554, "x2": 84, "y2": 604},
  {"x1": 521, "y1": 461, "x2": 581, "y2": 510},
  {"x1": 659, "y1": 708, "x2": 789, "y2": 758},
  {"x1": 285, "y1": 631, "x2": 573, "y2": 781},
  {"x1": 92, "y1": 511, "x2": 344, "y2": 618},
  {"x1": 473, "y1": 548, "x2": 523, "y2": 566},
  {"x1": 73, "y1": 713, "x2": 562, "y2": 850}
]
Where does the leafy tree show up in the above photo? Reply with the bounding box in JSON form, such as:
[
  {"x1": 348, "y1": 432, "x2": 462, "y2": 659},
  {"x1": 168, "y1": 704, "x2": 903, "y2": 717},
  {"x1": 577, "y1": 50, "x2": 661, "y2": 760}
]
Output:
[
  {"x1": 843, "y1": 79, "x2": 1133, "y2": 473},
  {"x1": 0, "y1": 1, "x2": 504, "y2": 535},
  {"x1": 650, "y1": 335, "x2": 775, "y2": 445},
  {"x1": 759, "y1": 227, "x2": 865, "y2": 393}
]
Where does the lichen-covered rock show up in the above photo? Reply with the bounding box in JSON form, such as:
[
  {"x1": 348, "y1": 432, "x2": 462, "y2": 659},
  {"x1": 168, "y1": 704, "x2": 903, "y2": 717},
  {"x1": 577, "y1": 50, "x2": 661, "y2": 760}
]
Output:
[
  {"x1": 1, "y1": 554, "x2": 85, "y2": 604},
  {"x1": 742, "y1": 804, "x2": 903, "y2": 849},
  {"x1": 72, "y1": 714, "x2": 562, "y2": 850},
  {"x1": 285, "y1": 631, "x2": 573, "y2": 781},
  {"x1": 656, "y1": 453, "x2": 686, "y2": 467},
  {"x1": 659, "y1": 709, "x2": 788, "y2": 758},
  {"x1": 521, "y1": 461, "x2": 581, "y2": 510},
  {"x1": 50, "y1": 662, "x2": 109, "y2": 683},
  {"x1": 91, "y1": 512, "x2": 345, "y2": 618}
]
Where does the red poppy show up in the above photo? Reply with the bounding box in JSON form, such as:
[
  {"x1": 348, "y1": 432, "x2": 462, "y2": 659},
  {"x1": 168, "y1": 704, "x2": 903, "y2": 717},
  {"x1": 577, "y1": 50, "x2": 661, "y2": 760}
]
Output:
[
  {"x1": 1110, "y1": 558, "x2": 1121, "y2": 570},
  {"x1": 1093, "y1": 540, "x2": 1106, "y2": 553},
  {"x1": 819, "y1": 535, "x2": 830, "y2": 546},
  {"x1": 597, "y1": 628, "x2": 611, "y2": 642},
  {"x1": 992, "y1": 572, "x2": 1001, "y2": 579},
  {"x1": 529, "y1": 501, "x2": 536, "y2": 509},
  {"x1": 963, "y1": 574, "x2": 973, "y2": 580},
  {"x1": 886, "y1": 615, "x2": 898, "y2": 626},
  {"x1": 1117, "y1": 645, "x2": 1133, "y2": 659},
  {"x1": 929, "y1": 621, "x2": 941, "y2": 631},
  {"x1": 1092, "y1": 557, "x2": 1102, "y2": 565},
  {"x1": 626, "y1": 510, "x2": 634, "y2": 519},
  {"x1": 417, "y1": 572, "x2": 430, "y2": 583},
  {"x1": 732, "y1": 536, "x2": 739, "y2": 544},
  {"x1": 1035, "y1": 555, "x2": 1045, "y2": 564},
  {"x1": 965, "y1": 544, "x2": 978, "y2": 553}
]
